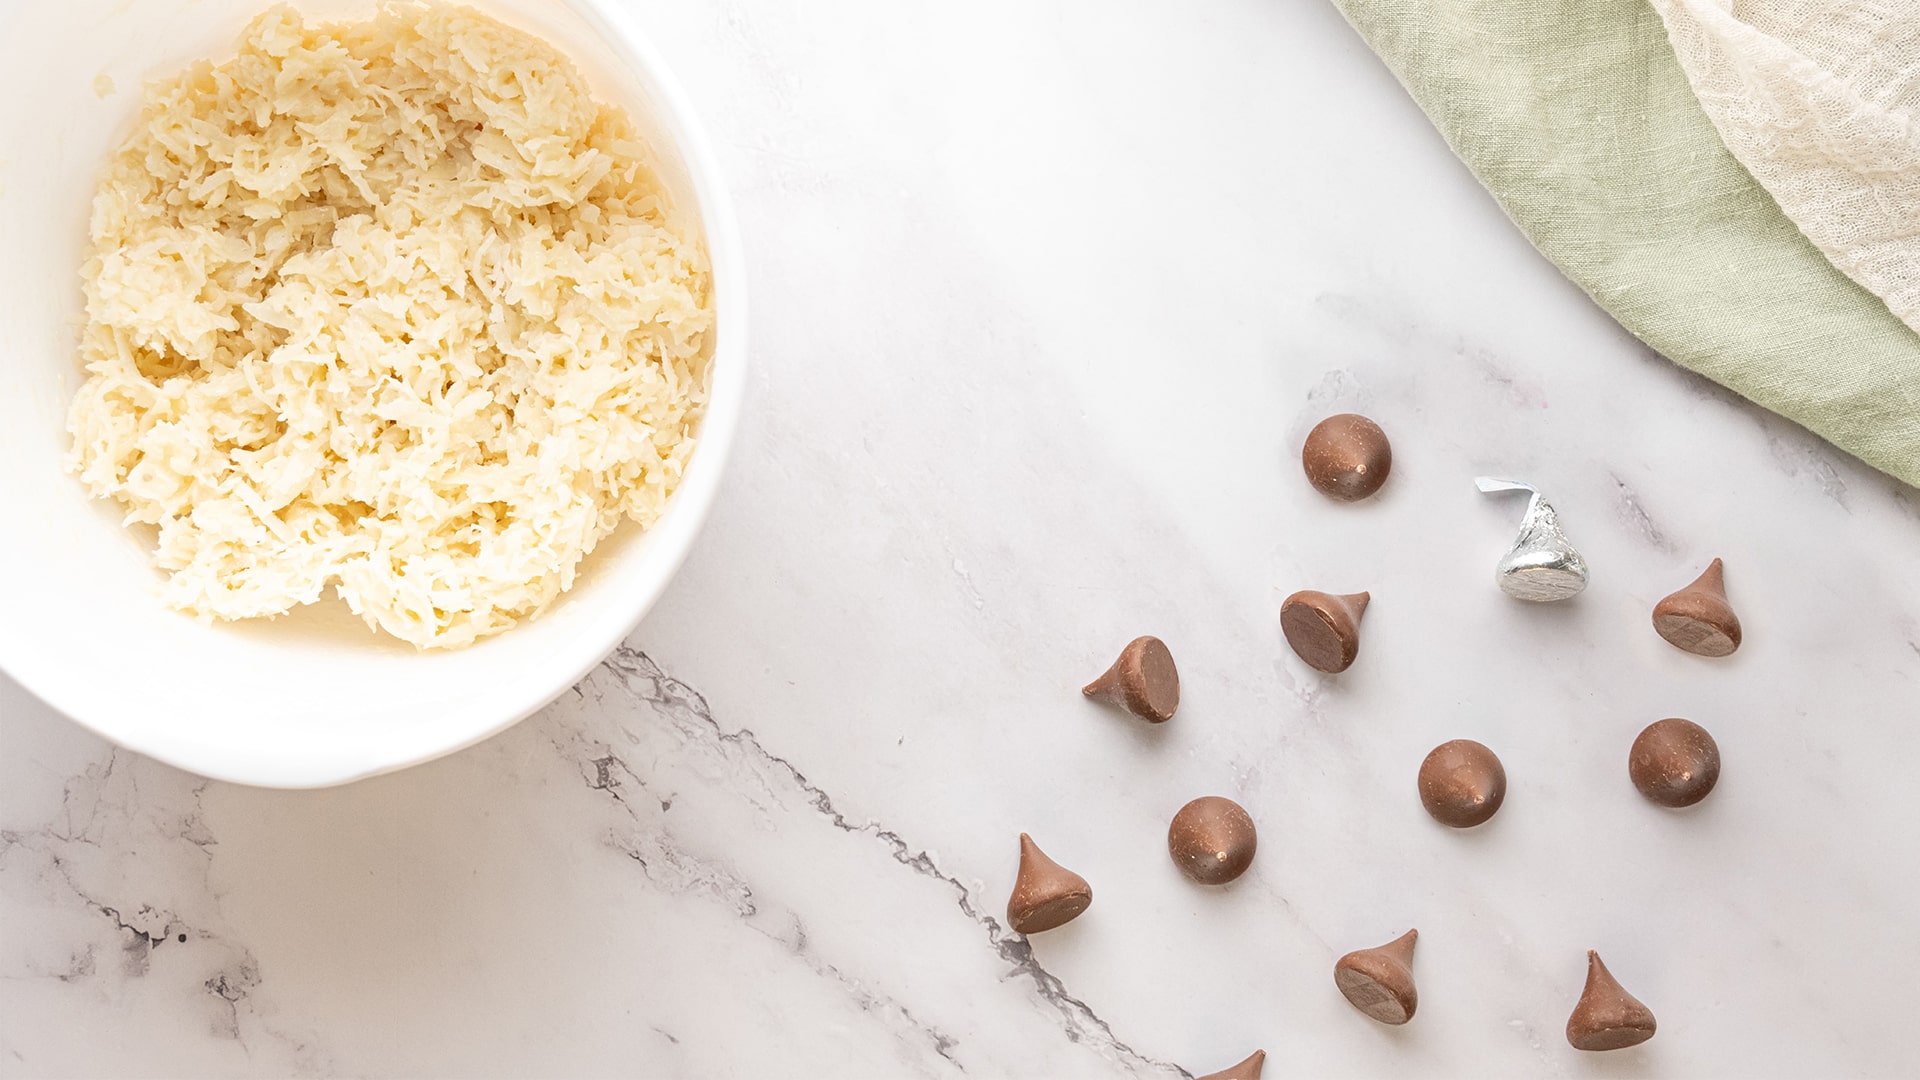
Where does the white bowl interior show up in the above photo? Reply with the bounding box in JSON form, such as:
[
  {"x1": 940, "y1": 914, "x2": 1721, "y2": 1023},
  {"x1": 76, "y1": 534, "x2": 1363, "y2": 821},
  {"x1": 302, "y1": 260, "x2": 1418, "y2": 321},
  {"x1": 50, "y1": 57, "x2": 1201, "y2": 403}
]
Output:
[{"x1": 0, "y1": 0, "x2": 742, "y2": 787}]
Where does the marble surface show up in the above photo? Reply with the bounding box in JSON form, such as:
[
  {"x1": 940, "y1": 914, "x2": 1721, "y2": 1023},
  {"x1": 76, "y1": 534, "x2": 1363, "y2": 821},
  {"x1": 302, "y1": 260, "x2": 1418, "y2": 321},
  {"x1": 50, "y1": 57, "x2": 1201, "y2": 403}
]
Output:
[{"x1": 4, "y1": 0, "x2": 1919, "y2": 1076}]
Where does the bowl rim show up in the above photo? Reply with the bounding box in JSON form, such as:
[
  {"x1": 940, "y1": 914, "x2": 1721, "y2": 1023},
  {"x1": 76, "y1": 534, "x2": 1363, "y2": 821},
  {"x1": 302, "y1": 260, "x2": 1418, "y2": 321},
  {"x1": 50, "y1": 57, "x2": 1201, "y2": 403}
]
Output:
[{"x1": 0, "y1": 0, "x2": 748, "y2": 789}]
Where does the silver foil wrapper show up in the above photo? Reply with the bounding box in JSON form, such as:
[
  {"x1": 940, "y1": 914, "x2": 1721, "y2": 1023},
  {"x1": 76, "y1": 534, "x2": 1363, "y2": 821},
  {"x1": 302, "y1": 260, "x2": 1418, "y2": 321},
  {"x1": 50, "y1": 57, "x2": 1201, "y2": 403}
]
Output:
[{"x1": 1475, "y1": 477, "x2": 1590, "y2": 602}]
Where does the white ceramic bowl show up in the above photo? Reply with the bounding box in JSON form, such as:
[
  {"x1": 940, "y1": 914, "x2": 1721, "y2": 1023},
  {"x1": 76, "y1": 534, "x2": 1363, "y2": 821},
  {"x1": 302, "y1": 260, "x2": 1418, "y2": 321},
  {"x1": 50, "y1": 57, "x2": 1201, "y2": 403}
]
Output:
[{"x1": 0, "y1": 0, "x2": 745, "y2": 787}]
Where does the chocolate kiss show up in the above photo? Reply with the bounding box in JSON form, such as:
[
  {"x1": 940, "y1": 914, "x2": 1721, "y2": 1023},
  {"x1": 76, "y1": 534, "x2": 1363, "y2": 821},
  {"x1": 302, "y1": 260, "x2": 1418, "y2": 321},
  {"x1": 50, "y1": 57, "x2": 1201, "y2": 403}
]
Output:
[
  {"x1": 1418, "y1": 740, "x2": 1507, "y2": 828},
  {"x1": 1195, "y1": 1050, "x2": 1267, "y2": 1080},
  {"x1": 1302, "y1": 413, "x2": 1392, "y2": 501},
  {"x1": 1476, "y1": 478, "x2": 1589, "y2": 602},
  {"x1": 1630, "y1": 718, "x2": 1721, "y2": 808},
  {"x1": 1280, "y1": 590, "x2": 1370, "y2": 673},
  {"x1": 1082, "y1": 636, "x2": 1179, "y2": 722},
  {"x1": 1006, "y1": 834, "x2": 1092, "y2": 934},
  {"x1": 1652, "y1": 558, "x2": 1742, "y2": 657},
  {"x1": 1334, "y1": 929, "x2": 1419, "y2": 1025},
  {"x1": 1566, "y1": 950, "x2": 1657, "y2": 1051},
  {"x1": 1167, "y1": 796, "x2": 1258, "y2": 885}
]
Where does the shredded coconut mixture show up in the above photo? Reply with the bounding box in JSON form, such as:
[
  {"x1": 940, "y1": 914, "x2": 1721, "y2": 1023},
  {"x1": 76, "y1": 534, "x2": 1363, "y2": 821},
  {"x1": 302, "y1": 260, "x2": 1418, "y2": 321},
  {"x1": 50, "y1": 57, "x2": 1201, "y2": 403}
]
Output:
[{"x1": 66, "y1": 3, "x2": 713, "y2": 649}]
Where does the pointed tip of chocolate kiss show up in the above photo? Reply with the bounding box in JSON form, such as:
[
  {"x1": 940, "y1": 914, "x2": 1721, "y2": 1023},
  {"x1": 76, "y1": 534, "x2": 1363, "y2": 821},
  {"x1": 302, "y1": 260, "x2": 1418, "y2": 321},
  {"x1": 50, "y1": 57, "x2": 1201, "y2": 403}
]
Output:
[
  {"x1": 1567, "y1": 950, "x2": 1657, "y2": 1051},
  {"x1": 1653, "y1": 558, "x2": 1741, "y2": 657},
  {"x1": 1334, "y1": 929, "x2": 1419, "y2": 1025},
  {"x1": 1082, "y1": 636, "x2": 1179, "y2": 722},
  {"x1": 1007, "y1": 834, "x2": 1092, "y2": 935},
  {"x1": 1195, "y1": 1049, "x2": 1267, "y2": 1080}
]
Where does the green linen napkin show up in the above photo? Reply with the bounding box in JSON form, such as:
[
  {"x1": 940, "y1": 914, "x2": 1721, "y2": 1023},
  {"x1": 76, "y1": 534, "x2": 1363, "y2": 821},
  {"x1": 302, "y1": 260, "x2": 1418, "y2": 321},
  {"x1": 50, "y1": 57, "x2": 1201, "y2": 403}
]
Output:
[{"x1": 1330, "y1": 0, "x2": 1920, "y2": 488}]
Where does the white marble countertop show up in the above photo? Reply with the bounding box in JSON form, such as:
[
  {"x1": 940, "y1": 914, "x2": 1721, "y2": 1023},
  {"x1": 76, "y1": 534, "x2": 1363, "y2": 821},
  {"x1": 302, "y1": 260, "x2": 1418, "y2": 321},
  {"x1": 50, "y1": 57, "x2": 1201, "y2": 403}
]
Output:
[{"x1": 5, "y1": 0, "x2": 1919, "y2": 1076}]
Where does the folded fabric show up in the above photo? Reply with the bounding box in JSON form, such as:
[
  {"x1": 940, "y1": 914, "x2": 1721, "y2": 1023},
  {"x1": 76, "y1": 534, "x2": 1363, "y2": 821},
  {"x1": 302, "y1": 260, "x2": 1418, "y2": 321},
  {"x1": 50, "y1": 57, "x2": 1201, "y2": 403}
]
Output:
[
  {"x1": 1653, "y1": 0, "x2": 1920, "y2": 337},
  {"x1": 1331, "y1": 0, "x2": 1920, "y2": 487}
]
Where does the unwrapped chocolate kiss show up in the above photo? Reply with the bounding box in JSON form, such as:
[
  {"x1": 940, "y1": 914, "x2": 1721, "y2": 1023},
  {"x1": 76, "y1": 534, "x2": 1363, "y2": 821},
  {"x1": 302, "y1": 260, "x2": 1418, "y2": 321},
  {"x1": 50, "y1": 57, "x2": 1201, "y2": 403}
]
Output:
[
  {"x1": 1168, "y1": 796, "x2": 1258, "y2": 885},
  {"x1": 1566, "y1": 950, "x2": 1657, "y2": 1051},
  {"x1": 1417, "y1": 739, "x2": 1506, "y2": 828},
  {"x1": 1302, "y1": 414, "x2": 1392, "y2": 501},
  {"x1": 1280, "y1": 590, "x2": 1370, "y2": 673},
  {"x1": 1334, "y1": 929, "x2": 1419, "y2": 1024},
  {"x1": 1006, "y1": 833, "x2": 1092, "y2": 934},
  {"x1": 1630, "y1": 718, "x2": 1720, "y2": 808},
  {"x1": 1082, "y1": 636, "x2": 1179, "y2": 722},
  {"x1": 1652, "y1": 558, "x2": 1742, "y2": 656}
]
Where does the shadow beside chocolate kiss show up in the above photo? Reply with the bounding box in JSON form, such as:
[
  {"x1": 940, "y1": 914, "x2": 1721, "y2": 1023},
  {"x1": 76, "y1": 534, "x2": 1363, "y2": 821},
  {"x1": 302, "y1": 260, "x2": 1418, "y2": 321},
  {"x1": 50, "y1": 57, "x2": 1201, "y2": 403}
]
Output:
[
  {"x1": 1269, "y1": 652, "x2": 1369, "y2": 702},
  {"x1": 1353, "y1": 1016, "x2": 1419, "y2": 1049},
  {"x1": 1090, "y1": 702, "x2": 1181, "y2": 754},
  {"x1": 1567, "y1": 1041, "x2": 1658, "y2": 1077},
  {"x1": 1476, "y1": 587, "x2": 1598, "y2": 663},
  {"x1": 1491, "y1": 589, "x2": 1591, "y2": 625}
]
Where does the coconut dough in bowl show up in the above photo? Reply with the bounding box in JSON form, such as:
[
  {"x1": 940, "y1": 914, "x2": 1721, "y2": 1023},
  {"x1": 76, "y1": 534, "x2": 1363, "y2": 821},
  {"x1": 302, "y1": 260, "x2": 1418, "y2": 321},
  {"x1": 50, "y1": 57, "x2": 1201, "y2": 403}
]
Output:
[
  {"x1": 0, "y1": 0, "x2": 744, "y2": 787},
  {"x1": 67, "y1": 2, "x2": 713, "y2": 649}
]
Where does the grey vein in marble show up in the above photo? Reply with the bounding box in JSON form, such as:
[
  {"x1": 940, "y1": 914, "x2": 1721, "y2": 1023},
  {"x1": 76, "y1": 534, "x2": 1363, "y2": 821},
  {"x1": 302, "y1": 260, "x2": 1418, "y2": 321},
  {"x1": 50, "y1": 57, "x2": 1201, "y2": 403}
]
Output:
[{"x1": 586, "y1": 646, "x2": 1186, "y2": 1079}]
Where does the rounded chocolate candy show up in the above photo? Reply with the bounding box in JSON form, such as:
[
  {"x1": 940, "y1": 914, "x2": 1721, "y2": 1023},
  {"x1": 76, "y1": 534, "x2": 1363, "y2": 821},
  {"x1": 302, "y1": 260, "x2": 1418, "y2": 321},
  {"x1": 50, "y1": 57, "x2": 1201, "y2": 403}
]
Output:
[
  {"x1": 1567, "y1": 950, "x2": 1657, "y2": 1051},
  {"x1": 1652, "y1": 558, "x2": 1742, "y2": 657},
  {"x1": 1302, "y1": 414, "x2": 1392, "y2": 501},
  {"x1": 1082, "y1": 636, "x2": 1179, "y2": 723},
  {"x1": 1418, "y1": 739, "x2": 1506, "y2": 828},
  {"x1": 1167, "y1": 796, "x2": 1257, "y2": 885},
  {"x1": 1006, "y1": 833, "x2": 1092, "y2": 934},
  {"x1": 1334, "y1": 929, "x2": 1419, "y2": 1025},
  {"x1": 1280, "y1": 590, "x2": 1369, "y2": 674},
  {"x1": 1629, "y1": 718, "x2": 1720, "y2": 808}
]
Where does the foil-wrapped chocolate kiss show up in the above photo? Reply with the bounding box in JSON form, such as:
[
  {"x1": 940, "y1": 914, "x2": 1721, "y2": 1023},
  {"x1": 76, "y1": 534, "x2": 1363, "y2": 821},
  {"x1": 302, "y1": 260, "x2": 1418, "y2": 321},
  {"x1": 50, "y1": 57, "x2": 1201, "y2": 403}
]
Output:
[{"x1": 1475, "y1": 477, "x2": 1590, "y2": 602}]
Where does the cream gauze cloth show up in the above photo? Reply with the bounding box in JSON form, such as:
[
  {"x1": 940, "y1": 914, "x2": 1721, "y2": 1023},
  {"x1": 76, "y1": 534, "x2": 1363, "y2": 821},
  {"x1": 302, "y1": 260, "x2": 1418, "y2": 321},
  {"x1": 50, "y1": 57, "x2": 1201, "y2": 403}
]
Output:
[
  {"x1": 1653, "y1": 0, "x2": 1920, "y2": 335},
  {"x1": 1331, "y1": 0, "x2": 1920, "y2": 486}
]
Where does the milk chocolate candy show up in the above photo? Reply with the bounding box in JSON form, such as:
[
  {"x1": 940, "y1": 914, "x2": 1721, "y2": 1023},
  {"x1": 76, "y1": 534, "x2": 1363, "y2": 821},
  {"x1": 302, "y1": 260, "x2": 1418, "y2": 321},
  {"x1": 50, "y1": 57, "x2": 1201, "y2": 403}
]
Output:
[
  {"x1": 1082, "y1": 636, "x2": 1179, "y2": 723},
  {"x1": 1195, "y1": 1050, "x2": 1267, "y2": 1080},
  {"x1": 1280, "y1": 590, "x2": 1369, "y2": 673},
  {"x1": 1652, "y1": 558, "x2": 1742, "y2": 657},
  {"x1": 1475, "y1": 477, "x2": 1590, "y2": 601},
  {"x1": 1168, "y1": 796, "x2": 1257, "y2": 885},
  {"x1": 1006, "y1": 833, "x2": 1092, "y2": 934},
  {"x1": 1566, "y1": 950, "x2": 1657, "y2": 1051},
  {"x1": 1302, "y1": 414, "x2": 1392, "y2": 501},
  {"x1": 1334, "y1": 929, "x2": 1419, "y2": 1025},
  {"x1": 1630, "y1": 718, "x2": 1720, "y2": 808},
  {"x1": 1418, "y1": 739, "x2": 1507, "y2": 828}
]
